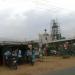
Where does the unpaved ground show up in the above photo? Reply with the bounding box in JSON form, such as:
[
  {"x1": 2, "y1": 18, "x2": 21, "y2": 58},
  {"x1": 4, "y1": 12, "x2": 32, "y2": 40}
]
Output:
[{"x1": 0, "y1": 56, "x2": 75, "y2": 75}]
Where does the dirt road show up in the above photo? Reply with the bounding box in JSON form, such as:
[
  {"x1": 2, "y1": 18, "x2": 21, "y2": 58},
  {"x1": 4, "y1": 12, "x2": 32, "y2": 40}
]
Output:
[{"x1": 0, "y1": 56, "x2": 75, "y2": 75}]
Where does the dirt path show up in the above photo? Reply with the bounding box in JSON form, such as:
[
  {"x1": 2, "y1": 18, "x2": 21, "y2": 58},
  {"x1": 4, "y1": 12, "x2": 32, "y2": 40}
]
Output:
[{"x1": 0, "y1": 56, "x2": 75, "y2": 75}]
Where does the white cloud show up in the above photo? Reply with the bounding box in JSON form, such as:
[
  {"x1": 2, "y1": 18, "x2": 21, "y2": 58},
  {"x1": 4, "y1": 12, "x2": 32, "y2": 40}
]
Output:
[
  {"x1": 0, "y1": 0, "x2": 75, "y2": 41},
  {"x1": 0, "y1": 0, "x2": 75, "y2": 14}
]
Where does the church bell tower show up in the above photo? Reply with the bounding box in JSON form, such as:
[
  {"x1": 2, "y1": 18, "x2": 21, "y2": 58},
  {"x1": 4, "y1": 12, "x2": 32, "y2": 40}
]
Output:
[{"x1": 51, "y1": 20, "x2": 61, "y2": 40}]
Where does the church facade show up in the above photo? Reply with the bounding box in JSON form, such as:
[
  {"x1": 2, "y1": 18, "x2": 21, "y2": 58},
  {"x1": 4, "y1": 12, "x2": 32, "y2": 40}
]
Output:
[{"x1": 39, "y1": 20, "x2": 62, "y2": 44}]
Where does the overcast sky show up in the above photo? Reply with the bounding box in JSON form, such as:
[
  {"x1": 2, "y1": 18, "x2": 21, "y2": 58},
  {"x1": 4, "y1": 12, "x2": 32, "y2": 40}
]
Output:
[{"x1": 0, "y1": 0, "x2": 75, "y2": 41}]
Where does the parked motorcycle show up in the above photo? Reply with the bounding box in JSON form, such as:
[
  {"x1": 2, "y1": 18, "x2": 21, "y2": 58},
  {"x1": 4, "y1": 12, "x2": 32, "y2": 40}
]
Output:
[{"x1": 10, "y1": 56, "x2": 17, "y2": 70}]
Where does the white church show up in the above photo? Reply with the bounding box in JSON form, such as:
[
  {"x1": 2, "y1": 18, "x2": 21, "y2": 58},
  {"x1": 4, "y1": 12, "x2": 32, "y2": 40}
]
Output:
[{"x1": 39, "y1": 20, "x2": 62, "y2": 44}]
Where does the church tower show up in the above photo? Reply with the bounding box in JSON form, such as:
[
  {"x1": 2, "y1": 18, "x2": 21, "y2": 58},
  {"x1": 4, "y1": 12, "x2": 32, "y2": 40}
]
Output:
[{"x1": 51, "y1": 20, "x2": 61, "y2": 40}]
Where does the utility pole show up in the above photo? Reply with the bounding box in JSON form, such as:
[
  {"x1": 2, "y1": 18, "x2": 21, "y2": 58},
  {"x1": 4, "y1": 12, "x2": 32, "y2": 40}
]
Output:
[
  {"x1": 44, "y1": 29, "x2": 48, "y2": 61},
  {"x1": 44, "y1": 29, "x2": 48, "y2": 44}
]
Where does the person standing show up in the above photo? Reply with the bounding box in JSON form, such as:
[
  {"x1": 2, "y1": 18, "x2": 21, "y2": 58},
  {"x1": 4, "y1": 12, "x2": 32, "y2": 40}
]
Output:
[
  {"x1": 4, "y1": 49, "x2": 11, "y2": 66},
  {"x1": 63, "y1": 42, "x2": 70, "y2": 58},
  {"x1": 10, "y1": 47, "x2": 18, "y2": 69},
  {"x1": 18, "y1": 49, "x2": 22, "y2": 64},
  {"x1": 59, "y1": 45, "x2": 64, "y2": 56},
  {"x1": 28, "y1": 44, "x2": 35, "y2": 65}
]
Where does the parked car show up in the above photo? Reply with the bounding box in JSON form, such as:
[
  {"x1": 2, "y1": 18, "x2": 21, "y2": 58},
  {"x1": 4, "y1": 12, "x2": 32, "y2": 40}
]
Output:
[{"x1": 50, "y1": 50, "x2": 57, "y2": 55}]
